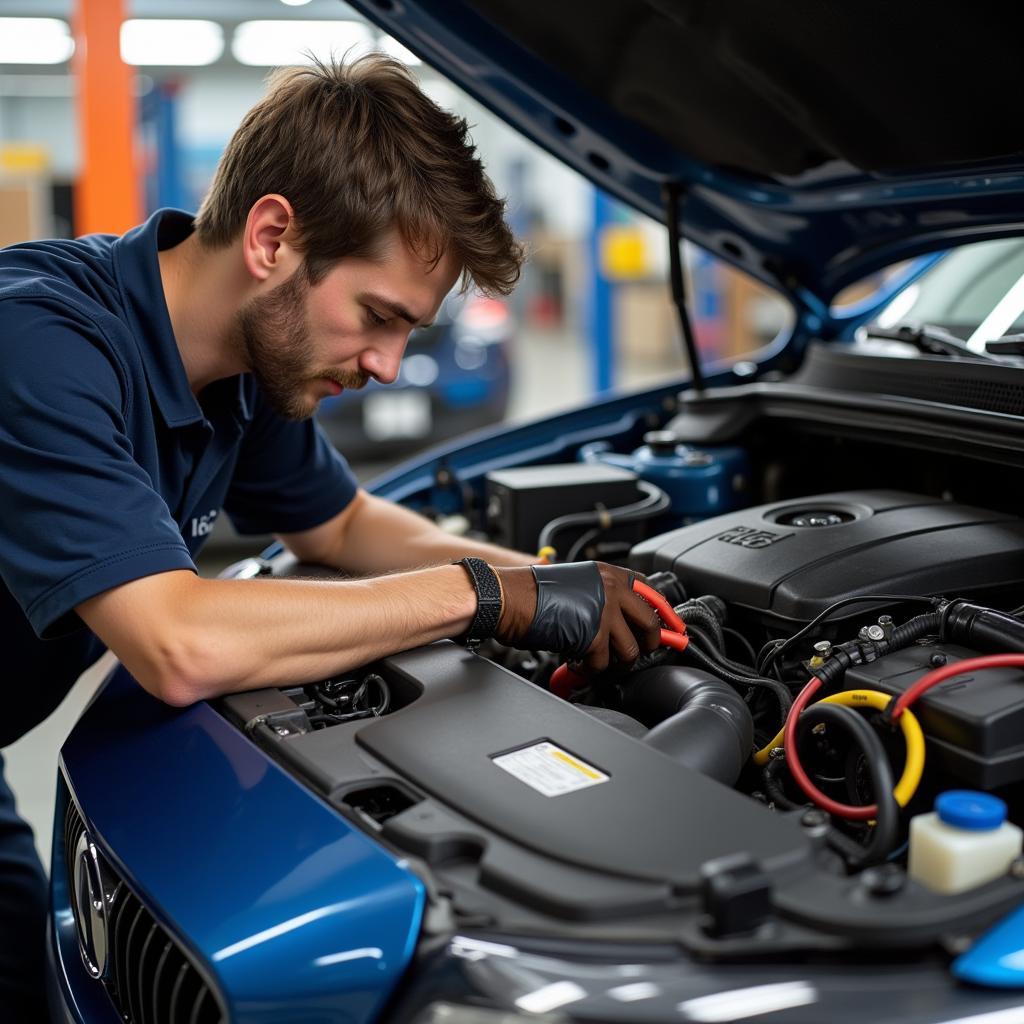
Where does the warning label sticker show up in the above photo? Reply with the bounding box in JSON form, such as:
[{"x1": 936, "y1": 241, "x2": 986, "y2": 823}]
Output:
[{"x1": 491, "y1": 741, "x2": 609, "y2": 797}]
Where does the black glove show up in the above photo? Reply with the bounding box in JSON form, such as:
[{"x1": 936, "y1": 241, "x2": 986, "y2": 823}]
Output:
[
  {"x1": 495, "y1": 561, "x2": 661, "y2": 673},
  {"x1": 522, "y1": 562, "x2": 606, "y2": 660}
]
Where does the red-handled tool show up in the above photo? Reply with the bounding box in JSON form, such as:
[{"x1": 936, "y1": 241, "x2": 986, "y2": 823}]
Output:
[{"x1": 549, "y1": 578, "x2": 688, "y2": 699}]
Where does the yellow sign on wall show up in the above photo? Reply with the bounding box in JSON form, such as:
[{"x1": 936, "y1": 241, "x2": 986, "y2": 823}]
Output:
[
  {"x1": 0, "y1": 144, "x2": 50, "y2": 174},
  {"x1": 600, "y1": 224, "x2": 649, "y2": 280}
]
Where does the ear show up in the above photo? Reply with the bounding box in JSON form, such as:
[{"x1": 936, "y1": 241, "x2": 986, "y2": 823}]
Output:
[{"x1": 241, "y1": 194, "x2": 302, "y2": 283}]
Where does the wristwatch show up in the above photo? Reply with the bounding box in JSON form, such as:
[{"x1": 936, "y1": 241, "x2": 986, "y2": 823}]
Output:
[{"x1": 456, "y1": 556, "x2": 503, "y2": 649}]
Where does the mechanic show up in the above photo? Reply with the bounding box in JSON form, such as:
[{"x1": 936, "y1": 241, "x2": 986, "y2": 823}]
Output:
[{"x1": 0, "y1": 56, "x2": 661, "y2": 1018}]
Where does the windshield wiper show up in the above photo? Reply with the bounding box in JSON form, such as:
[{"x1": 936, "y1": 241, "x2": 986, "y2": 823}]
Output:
[
  {"x1": 985, "y1": 333, "x2": 1024, "y2": 356},
  {"x1": 861, "y1": 323, "x2": 994, "y2": 360}
]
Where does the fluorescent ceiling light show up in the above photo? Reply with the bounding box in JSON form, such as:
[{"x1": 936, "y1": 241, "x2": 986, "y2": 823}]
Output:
[
  {"x1": 120, "y1": 20, "x2": 224, "y2": 66},
  {"x1": 514, "y1": 981, "x2": 586, "y2": 1015},
  {"x1": 279, "y1": 0, "x2": 314, "y2": 5},
  {"x1": 0, "y1": 18, "x2": 74, "y2": 64},
  {"x1": 380, "y1": 35, "x2": 422, "y2": 66},
  {"x1": 232, "y1": 20, "x2": 374, "y2": 67},
  {"x1": 678, "y1": 981, "x2": 818, "y2": 1022}
]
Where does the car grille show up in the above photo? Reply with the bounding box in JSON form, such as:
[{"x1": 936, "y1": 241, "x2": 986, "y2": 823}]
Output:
[{"x1": 63, "y1": 796, "x2": 226, "y2": 1024}]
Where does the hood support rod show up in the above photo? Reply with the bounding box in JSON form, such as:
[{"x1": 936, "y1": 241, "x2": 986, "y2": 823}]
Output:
[{"x1": 664, "y1": 182, "x2": 704, "y2": 392}]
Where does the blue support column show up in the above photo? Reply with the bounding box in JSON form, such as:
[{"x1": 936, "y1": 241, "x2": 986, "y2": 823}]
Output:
[
  {"x1": 154, "y1": 82, "x2": 188, "y2": 210},
  {"x1": 142, "y1": 81, "x2": 188, "y2": 213},
  {"x1": 587, "y1": 187, "x2": 615, "y2": 395}
]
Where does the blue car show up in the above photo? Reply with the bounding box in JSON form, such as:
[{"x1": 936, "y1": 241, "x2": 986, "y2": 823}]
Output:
[{"x1": 51, "y1": 3, "x2": 1024, "y2": 1022}]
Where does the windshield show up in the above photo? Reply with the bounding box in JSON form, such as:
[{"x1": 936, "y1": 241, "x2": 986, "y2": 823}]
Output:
[{"x1": 873, "y1": 237, "x2": 1024, "y2": 349}]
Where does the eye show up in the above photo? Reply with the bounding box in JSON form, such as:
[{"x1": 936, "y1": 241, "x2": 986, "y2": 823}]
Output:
[{"x1": 366, "y1": 307, "x2": 387, "y2": 327}]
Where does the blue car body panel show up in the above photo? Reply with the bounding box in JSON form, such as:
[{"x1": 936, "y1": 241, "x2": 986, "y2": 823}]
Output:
[
  {"x1": 955, "y1": 906, "x2": 1024, "y2": 989},
  {"x1": 53, "y1": 665, "x2": 425, "y2": 1023}
]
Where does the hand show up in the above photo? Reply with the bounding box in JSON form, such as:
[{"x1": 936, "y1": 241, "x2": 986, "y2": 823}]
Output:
[{"x1": 494, "y1": 561, "x2": 662, "y2": 674}]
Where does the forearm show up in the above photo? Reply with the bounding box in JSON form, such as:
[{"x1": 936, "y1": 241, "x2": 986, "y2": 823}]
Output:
[
  {"x1": 78, "y1": 565, "x2": 477, "y2": 704},
  {"x1": 293, "y1": 492, "x2": 536, "y2": 574}
]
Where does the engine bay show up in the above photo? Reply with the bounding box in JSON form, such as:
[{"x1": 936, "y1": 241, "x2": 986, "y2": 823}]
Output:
[{"x1": 220, "y1": 383, "x2": 1024, "y2": 959}]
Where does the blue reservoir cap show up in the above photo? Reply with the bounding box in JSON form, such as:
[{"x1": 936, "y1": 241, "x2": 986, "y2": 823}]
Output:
[{"x1": 936, "y1": 790, "x2": 1007, "y2": 831}]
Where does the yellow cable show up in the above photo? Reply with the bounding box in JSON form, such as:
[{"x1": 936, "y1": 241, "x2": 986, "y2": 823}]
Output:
[{"x1": 752, "y1": 689, "x2": 925, "y2": 808}]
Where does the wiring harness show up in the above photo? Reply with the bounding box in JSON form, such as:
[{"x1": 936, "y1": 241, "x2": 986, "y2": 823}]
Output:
[
  {"x1": 537, "y1": 480, "x2": 671, "y2": 562},
  {"x1": 306, "y1": 673, "x2": 391, "y2": 727}
]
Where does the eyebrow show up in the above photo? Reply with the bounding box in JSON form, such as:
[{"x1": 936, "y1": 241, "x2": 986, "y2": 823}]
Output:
[{"x1": 361, "y1": 292, "x2": 434, "y2": 329}]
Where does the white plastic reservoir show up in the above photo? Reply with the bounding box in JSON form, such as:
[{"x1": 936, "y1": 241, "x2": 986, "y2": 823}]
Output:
[{"x1": 909, "y1": 790, "x2": 1022, "y2": 895}]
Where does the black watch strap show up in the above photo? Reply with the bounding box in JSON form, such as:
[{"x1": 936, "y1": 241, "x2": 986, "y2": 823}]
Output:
[{"x1": 456, "y1": 556, "x2": 503, "y2": 649}]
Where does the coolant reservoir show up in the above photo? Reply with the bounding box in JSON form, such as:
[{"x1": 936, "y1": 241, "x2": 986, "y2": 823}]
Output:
[
  {"x1": 578, "y1": 433, "x2": 749, "y2": 523},
  {"x1": 909, "y1": 791, "x2": 1022, "y2": 895}
]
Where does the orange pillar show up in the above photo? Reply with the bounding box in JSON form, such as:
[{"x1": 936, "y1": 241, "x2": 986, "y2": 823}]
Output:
[{"x1": 72, "y1": 0, "x2": 142, "y2": 236}]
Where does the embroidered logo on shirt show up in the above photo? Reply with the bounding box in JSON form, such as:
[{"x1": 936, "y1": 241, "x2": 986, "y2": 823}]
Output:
[{"x1": 190, "y1": 508, "x2": 219, "y2": 538}]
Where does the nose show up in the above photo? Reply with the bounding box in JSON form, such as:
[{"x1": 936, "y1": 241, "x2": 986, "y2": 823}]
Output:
[{"x1": 359, "y1": 339, "x2": 405, "y2": 385}]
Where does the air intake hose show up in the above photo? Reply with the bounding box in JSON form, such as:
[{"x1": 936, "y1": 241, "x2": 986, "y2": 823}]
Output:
[
  {"x1": 623, "y1": 665, "x2": 754, "y2": 785},
  {"x1": 944, "y1": 601, "x2": 1024, "y2": 652}
]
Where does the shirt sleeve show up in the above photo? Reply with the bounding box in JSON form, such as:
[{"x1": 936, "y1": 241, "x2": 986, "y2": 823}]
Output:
[
  {"x1": 0, "y1": 297, "x2": 195, "y2": 639},
  {"x1": 223, "y1": 385, "x2": 360, "y2": 536}
]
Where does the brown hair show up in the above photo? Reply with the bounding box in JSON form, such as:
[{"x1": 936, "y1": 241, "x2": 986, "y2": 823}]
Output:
[{"x1": 194, "y1": 54, "x2": 523, "y2": 295}]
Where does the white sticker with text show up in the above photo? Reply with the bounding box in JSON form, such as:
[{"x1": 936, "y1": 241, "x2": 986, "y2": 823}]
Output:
[{"x1": 491, "y1": 741, "x2": 609, "y2": 797}]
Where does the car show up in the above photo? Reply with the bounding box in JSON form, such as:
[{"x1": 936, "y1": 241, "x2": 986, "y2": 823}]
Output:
[
  {"x1": 315, "y1": 289, "x2": 513, "y2": 460},
  {"x1": 49, "y1": 4, "x2": 1024, "y2": 1023}
]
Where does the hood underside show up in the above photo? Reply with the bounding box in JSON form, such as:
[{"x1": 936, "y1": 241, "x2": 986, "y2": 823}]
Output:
[{"x1": 349, "y1": 0, "x2": 1024, "y2": 308}]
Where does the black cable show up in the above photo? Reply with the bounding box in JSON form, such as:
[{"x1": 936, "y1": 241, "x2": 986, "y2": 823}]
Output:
[
  {"x1": 678, "y1": 601, "x2": 757, "y2": 667},
  {"x1": 684, "y1": 629, "x2": 793, "y2": 724},
  {"x1": 538, "y1": 480, "x2": 671, "y2": 554},
  {"x1": 756, "y1": 638, "x2": 785, "y2": 674},
  {"x1": 824, "y1": 610, "x2": 941, "y2": 691},
  {"x1": 310, "y1": 673, "x2": 391, "y2": 722},
  {"x1": 684, "y1": 622, "x2": 785, "y2": 693},
  {"x1": 676, "y1": 601, "x2": 726, "y2": 652},
  {"x1": 758, "y1": 593, "x2": 941, "y2": 676},
  {"x1": 797, "y1": 703, "x2": 899, "y2": 868},
  {"x1": 364, "y1": 673, "x2": 391, "y2": 716},
  {"x1": 763, "y1": 755, "x2": 802, "y2": 811},
  {"x1": 722, "y1": 625, "x2": 758, "y2": 666},
  {"x1": 566, "y1": 527, "x2": 601, "y2": 562}
]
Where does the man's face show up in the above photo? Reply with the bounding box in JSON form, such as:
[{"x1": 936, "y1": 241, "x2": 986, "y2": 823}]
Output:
[{"x1": 236, "y1": 230, "x2": 460, "y2": 420}]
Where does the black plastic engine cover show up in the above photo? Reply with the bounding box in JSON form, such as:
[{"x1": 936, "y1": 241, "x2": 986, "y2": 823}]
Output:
[
  {"x1": 630, "y1": 490, "x2": 1024, "y2": 626},
  {"x1": 357, "y1": 643, "x2": 810, "y2": 890}
]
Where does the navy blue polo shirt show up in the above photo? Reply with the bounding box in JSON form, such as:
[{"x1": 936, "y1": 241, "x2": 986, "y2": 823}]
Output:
[{"x1": 0, "y1": 209, "x2": 359, "y2": 746}]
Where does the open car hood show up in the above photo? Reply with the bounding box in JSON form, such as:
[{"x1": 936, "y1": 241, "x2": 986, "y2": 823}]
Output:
[{"x1": 348, "y1": 0, "x2": 1024, "y2": 316}]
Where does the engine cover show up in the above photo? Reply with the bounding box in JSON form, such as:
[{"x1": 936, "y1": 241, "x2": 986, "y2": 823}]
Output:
[{"x1": 629, "y1": 490, "x2": 1024, "y2": 626}]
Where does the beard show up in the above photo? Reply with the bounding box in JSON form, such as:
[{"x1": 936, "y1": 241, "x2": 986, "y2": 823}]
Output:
[{"x1": 236, "y1": 267, "x2": 368, "y2": 420}]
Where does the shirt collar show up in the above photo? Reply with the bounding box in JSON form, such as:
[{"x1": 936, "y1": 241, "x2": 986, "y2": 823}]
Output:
[{"x1": 112, "y1": 208, "x2": 251, "y2": 429}]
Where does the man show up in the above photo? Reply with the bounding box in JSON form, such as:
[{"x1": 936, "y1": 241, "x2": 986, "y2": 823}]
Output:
[{"x1": 0, "y1": 56, "x2": 660, "y2": 1018}]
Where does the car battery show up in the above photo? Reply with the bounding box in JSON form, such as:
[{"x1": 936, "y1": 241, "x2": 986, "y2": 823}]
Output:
[
  {"x1": 485, "y1": 463, "x2": 641, "y2": 555},
  {"x1": 846, "y1": 641, "x2": 1024, "y2": 790}
]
